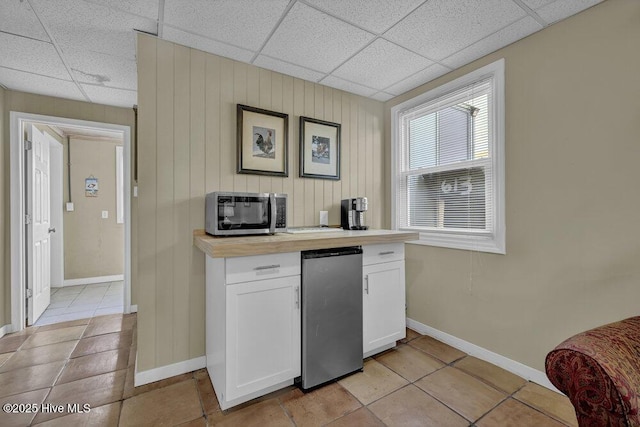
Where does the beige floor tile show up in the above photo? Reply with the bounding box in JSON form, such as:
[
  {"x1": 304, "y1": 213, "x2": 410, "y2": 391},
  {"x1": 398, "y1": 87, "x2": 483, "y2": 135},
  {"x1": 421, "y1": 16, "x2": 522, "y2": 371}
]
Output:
[
  {"x1": 208, "y1": 398, "x2": 291, "y2": 427},
  {"x1": 416, "y1": 366, "x2": 506, "y2": 422},
  {"x1": 399, "y1": 327, "x2": 421, "y2": 344},
  {"x1": 338, "y1": 359, "x2": 409, "y2": 405},
  {"x1": 37, "y1": 318, "x2": 91, "y2": 333},
  {"x1": 0, "y1": 388, "x2": 50, "y2": 427},
  {"x1": 0, "y1": 360, "x2": 65, "y2": 398},
  {"x1": 409, "y1": 335, "x2": 466, "y2": 363},
  {"x1": 280, "y1": 382, "x2": 361, "y2": 426},
  {"x1": 123, "y1": 365, "x2": 136, "y2": 399},
  {"x1": 83, "y1": 315, "x2": 135, "y2": 338},
  {"x1": 33, "y1": 401, "x2": 121, "y2": 427},
  {"x1": 130, "y1": 372, "x2": 194, "y2": 397},
  {"x1": 21, "y1": 326, "x2": 86, "y2": 350},
  {"x1": 375, "y1": 344, "x2": 445, "y2": 382},
  {"x1": 0, "y1": 352, "x2": 14, "y2": 368},
  {"x1": 119, "y1": 379, "x2": 203, "y2": 427},
  {"x1": 56, "y1": 347, "x2": 129, "y2": 385},
  {"x1": 369, "y1": 384, "x2": 469, "y2": 427},
  {"x1": 514, "y1": 382, "x2": 578, "y2": 427},
  {"x1": 454, "y1": 356, "x2": 527, "y2": 394},
  {"x1": 477, "y1": 398, "x2": 566, "y2": 427},
  {"x1": 176, "y1": 417, "x2": 207, "y2": 427},
  {"x1": 34, "y1": 369, "x2": 126, "y2": 424},
  {"x1": 194, "y1": 369, "x2": 220, "y2": 416},
  {"x1": 0, "y1": 334, "x2": 30, "y2": 354},
  {"x1": 71, "y1": 330, "x2": 133, "y2": 358},
  {"x1": 325, "y1": 407, "x2": 385, "y2": 426},
  {"x1": 0, "y1": 341, "x2": 77, "y2": 373}
]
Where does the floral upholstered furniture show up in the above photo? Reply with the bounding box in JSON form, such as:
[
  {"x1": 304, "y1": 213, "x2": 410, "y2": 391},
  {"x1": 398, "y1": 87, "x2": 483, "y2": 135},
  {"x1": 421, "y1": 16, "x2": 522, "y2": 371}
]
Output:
[{"x1": 545, "y1": 316, "x2": 640, "y2": 427}]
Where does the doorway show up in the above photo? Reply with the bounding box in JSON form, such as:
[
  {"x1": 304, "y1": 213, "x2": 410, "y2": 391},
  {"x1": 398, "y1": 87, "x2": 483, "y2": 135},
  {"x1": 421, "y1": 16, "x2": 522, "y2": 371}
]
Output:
[{"x1": 10, "y1": 112, "x2": 132, "y2": 331}]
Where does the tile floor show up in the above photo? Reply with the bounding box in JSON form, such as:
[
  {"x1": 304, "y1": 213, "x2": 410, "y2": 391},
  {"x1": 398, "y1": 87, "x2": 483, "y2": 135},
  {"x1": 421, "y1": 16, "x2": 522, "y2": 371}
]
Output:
[
  {"x1": 34, "y1": 282, "x2": 124, "y2": 327},
  {"x1": 0, "y1": 319, "x2": 578, "y2": 426}
]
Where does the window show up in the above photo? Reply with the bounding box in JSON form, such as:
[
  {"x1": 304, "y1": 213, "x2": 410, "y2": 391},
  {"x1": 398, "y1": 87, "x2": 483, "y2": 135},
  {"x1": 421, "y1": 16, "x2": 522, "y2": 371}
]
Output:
[{"x1": 391, "y1": 59, "x2": 505, "y2": 254}]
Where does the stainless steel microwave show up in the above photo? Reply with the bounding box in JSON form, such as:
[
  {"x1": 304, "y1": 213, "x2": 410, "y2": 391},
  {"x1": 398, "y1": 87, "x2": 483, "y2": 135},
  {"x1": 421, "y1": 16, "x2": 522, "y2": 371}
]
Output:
[{"x1": 205, "y1": 192, "x2": 287, "y2": 236}]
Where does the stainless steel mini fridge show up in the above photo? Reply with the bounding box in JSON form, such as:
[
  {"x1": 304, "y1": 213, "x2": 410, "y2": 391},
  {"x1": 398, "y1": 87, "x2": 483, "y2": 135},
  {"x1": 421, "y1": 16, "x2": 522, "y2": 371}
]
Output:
[{"x1": 301, "y1": 246, "x2": 363, "y2": 389}]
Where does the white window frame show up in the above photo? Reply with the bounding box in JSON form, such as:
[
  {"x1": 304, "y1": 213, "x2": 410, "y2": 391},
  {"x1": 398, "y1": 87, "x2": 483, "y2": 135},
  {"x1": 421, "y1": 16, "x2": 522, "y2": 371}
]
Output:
[{"x1": 391, "y1": 59, "x2": 505, "y2": 254}]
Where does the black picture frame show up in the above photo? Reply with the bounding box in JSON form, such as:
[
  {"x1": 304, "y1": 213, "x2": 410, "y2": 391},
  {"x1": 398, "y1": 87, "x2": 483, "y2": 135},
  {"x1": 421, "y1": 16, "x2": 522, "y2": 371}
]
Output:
[
  {"x1": 237, "y1": 104, "x2": 288, "y2": 177},
  {"x1": 299, "y1": 116, "x2": 341, "y2": 180}
]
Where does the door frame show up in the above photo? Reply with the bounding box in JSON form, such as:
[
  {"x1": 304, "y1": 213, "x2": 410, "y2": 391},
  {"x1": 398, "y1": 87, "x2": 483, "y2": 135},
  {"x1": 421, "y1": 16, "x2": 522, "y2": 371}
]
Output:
[
  {"x1": 49, "y1": 135, "x2": 64, "y2": 288},
  {"x1": 10, "y1": 111, "x2": 133, "y2": 332}
]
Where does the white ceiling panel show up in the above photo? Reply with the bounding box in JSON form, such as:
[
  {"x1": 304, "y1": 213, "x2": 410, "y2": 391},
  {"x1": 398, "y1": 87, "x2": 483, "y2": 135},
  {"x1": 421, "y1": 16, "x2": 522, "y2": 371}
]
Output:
[
  {"x1": 30, "y1": 0, "x2": 156, "y2": 60},
  {"x1": 332, "y1": 39, "x2": 432, "y2": 91},
  {"x1": 384, "y1": 0, "x2": 527, "y2": 61},
  {"x1": 0, "y1": 0, "x2": 50, "y2": 42},
  {"x1": 261, "y1": 2, "x2": 375, "y2": 73},
  {"x1": 319, "y1": 75, "x2": 377, "y2": 98},
  {"x1": 536, "y1": 0, "x2": 602, "y2": 25},
  {"x1": 63, "y1": 47, "x2": 137, "y2": 90},
  {"x1": 521, "y1": 0, "x2": 555, "y2": 9},
  {"x1": 441, "y1": 16, "x2": 542, "y2": 69},
  {"x1": 163, "y1": 0, "x2": 290, "y2": 51},
  {"x1": 371, "y1": 92, "x2": 394, "y2": 102},
  {"x1": 84, "y1": 0, "x2": 161, "y2": 20},
  {"x1": 0, "y1": 66, "x2": 85, "y2": 101},
  {"x1": 0, "y1": 32, "x2": 70, "y2": 80},
  {"x1": 253, "y1": 55, "x2": 325, "y2": 83},
  {"x1": 163, "y1": 26, "x2": 255, "y2": 63},
  {"x1": 82, "y1": 84, "x2": 137, "y2": 108},
  {"x1": 385, "y1": 63, "x2": 451, "y2": 96},
  {"x1": 304, "y1": 0, "x2": 425, "y2": 33}
]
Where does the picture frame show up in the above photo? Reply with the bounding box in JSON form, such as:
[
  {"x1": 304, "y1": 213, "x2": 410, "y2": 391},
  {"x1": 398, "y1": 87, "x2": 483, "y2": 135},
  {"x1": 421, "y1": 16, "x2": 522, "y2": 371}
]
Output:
[
  {"x1": 299, "y1": 116, "x2": 341, "y2": 180},
  {"x1": 237, "y1": 104, "x2": 288, "y2": 177}
]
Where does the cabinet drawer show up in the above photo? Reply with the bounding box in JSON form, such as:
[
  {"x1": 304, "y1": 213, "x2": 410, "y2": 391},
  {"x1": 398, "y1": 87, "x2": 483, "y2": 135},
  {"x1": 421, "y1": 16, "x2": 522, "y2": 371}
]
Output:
[
  {"x1": 226, "y1": 252, "x2": 300, "y2": 284},
  {"x1": 362, "y1": 243, "x2": 404, "y2": 266}
]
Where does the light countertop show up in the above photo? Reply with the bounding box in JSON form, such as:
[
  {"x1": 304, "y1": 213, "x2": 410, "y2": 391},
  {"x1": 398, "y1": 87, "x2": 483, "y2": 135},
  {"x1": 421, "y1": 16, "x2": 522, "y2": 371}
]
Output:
[{"x1": 193, "y1": 229, "x2": 419, "y2": 258}]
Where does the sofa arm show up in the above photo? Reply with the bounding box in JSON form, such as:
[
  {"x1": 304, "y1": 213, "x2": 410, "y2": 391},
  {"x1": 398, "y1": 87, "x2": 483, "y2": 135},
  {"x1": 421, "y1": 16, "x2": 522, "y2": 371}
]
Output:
[{"x1": 545, "y1": 316, "x2": 640, "y2": 427}]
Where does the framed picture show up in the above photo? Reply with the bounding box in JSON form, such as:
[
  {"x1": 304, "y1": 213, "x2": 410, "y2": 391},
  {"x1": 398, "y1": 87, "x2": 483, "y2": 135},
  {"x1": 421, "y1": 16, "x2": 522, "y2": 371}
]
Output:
[
  {"x1": 299, "y1": 116, "x2": 341, "y2": 180},
  {"x1": 237, "y1": 104, "x2": 288, "y2": 177}
]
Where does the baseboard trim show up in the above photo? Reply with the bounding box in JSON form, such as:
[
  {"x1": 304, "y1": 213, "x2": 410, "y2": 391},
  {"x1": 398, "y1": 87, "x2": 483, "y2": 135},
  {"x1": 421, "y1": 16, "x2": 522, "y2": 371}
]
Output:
[
  {"x1": 0, "y1": 324, "x2": 13, "y2": 339},
  {"x1": 406, "y1": 318, "x2": 560, "y2": 393},
  {"x1": 63, "y1": 275, "x2": 124, "y2": 287},
  {"x1": 134, "y1": 356, "x2": 206, "y2": 387}
]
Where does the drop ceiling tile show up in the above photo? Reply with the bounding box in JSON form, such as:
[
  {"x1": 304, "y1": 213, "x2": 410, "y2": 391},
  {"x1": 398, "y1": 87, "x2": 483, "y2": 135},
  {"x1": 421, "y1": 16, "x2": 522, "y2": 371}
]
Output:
[
  {"x1": 85, "y1": 0, "x2": 160, "y2": 20},
  {"x1": 162, "y1": 26, "x2": 255, "y2": 62},
  {"x1": 0, "y1": 66, "x2": 85, "y2": 101},
  {"x1": 384, "y1": 0, "x2": 526, "y2": 61},
  {"x1": 441, "y1": 16, "x2": 542, "y2": 69},
  {"x1": 253, "y1": 55, "x2": 325, "y2": 83},
  {"x1": 0, "y1": 0, "x2": 50, "y2": 42},
  {"x1": 332, "y1": 38, "x2": 432, "y2": 91},
  {"x1": 536, "y1": 0, "x2": 602, "y2": 25},
  {"x1": 385, "y1": 63, "x2": 451, "y2": 96},
  {"x1": 163, "y1": 0, "x2": 290, "y2": 51},
  {"x1": 0, "y1": 32, "x2": 70, "y2": 80},
  {"x1": 320, "y1": 75, "x2": 377, "y2": 98},
  {"x1": 261, "y1": 2, "x2": 375, "y2": 73},
  {"x1": 62, "y1": 47, "x2": 137, "y2": 90},
  {"x1": 82, "y1": 84, "x2": 137, "y2": 108},
  {"x1": 371, "y1": 92, "x2": 394, "y2": 102},
  {"x1": 520, "y1": 0, "x2": 555, "y2": 8},
  {"x1": 30, "y1": 0, "x2": 156, "y2": 60},
  {"x1": 304, "y1": 0, "x2": 425, "y2": 33}
]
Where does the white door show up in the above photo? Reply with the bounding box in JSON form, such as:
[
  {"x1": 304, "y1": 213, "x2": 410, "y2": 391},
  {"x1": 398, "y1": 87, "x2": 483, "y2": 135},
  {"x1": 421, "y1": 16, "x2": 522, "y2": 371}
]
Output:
[{"x1": 26, "y1": 124, "x2": 52, "y2": 325}]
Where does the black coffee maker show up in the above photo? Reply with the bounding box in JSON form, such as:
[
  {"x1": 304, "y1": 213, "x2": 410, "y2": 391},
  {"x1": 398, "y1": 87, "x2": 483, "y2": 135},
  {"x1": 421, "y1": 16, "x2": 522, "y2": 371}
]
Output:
[{"x1": 341, "y1": 197, "x2": 369, "y2": 230}]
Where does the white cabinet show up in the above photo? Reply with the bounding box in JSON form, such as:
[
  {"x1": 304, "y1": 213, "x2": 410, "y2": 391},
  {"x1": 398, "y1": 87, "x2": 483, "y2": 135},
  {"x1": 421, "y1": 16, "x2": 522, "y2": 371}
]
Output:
[
  {"x1": 362, "y1": 243, "x2": 406, "y2": 357},
  {"x1": 206, "y1": 253, "x2": 300, "y2": 410}
]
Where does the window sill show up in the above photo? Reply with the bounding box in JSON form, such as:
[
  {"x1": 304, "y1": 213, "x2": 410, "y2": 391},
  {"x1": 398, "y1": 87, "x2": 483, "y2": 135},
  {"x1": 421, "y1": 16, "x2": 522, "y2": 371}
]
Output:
[{"x1": 404, "y1": 230, "x2": 505, "y2": 254}]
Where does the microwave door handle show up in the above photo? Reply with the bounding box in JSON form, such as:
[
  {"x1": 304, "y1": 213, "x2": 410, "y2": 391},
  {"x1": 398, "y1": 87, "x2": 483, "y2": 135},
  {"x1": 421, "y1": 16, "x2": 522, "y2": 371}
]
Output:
[{"x1": 269, "y1": 193, "x2": 276, "y2": 234}]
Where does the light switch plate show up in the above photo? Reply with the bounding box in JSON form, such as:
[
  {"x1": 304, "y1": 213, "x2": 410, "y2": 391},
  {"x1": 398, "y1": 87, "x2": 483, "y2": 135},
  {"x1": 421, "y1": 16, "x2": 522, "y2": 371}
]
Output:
[
  {"x1": 102, "y1": 210, "x2": 109, "y2": 219},
  {"x1": 66, "y1": 202, "x2": 74, "y2": 212}
]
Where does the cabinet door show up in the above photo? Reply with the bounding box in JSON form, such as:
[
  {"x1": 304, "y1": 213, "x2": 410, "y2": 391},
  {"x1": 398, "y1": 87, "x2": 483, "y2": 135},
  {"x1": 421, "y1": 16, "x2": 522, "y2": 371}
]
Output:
[
  {"x1": 226, "y1": 275, "x2": 301, "y2": 402},
  {"x1": 363, "y1": 260, "x2": 406, "y2": 355}
]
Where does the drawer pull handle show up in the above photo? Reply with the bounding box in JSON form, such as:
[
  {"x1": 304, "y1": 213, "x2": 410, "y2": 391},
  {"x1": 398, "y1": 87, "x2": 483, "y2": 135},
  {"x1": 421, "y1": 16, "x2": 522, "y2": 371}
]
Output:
[
  {"x1": 364, "y1": 275, "x2": 369, "y2": 294},
  {"x1": 254, "y1": 264, "x2": 280, "y2": 271},
  {"x1": 378, "y1": 251, "x2": 395, "y2": 256},
  {"x1": 295, "y1": 286, "x2": 300, "y2": 309}
]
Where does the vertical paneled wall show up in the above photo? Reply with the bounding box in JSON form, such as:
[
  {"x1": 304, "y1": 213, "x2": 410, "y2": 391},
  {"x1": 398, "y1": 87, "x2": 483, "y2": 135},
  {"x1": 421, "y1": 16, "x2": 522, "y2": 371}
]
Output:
[{"x1": 136, "y1": 34, "x2": 385, "y2": 371}]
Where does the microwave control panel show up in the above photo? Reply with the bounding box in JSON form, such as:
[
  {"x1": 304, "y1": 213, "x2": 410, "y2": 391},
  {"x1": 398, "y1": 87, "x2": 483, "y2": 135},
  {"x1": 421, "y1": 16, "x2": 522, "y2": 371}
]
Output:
[{"x1": 276, "y1": 199, "x2": 287, "y2": 229}]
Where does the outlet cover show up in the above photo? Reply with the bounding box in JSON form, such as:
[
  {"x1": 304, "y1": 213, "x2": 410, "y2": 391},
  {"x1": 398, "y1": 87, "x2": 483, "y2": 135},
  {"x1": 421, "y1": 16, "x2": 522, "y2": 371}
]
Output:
[{"x1": 102, "y1": 210, "x2": 109, "y2": 219}]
